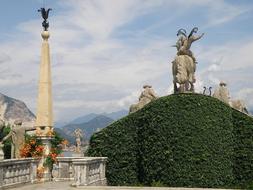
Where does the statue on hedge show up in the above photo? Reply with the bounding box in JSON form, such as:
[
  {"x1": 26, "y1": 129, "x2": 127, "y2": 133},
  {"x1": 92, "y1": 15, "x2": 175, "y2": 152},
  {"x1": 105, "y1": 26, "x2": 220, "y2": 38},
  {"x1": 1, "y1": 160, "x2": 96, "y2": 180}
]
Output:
[
  {"x1": 213, "y1": 81, "x2": 230, "y2": 105},
  {"x1": 230, "y1": 100, "x2": 248, "y2": 114},
  {"x1": 172, "y1": 27, "x2": 204, "y2": 93},
  {"x1": 213, "y1": 81, "x2": 248, "y2": 114},
  {"x1": 0, "y1": 120, "x2": 35, "y2": 159},
  {"x1": 129, "y1": 85, "x2": 158, "y2": 114}
]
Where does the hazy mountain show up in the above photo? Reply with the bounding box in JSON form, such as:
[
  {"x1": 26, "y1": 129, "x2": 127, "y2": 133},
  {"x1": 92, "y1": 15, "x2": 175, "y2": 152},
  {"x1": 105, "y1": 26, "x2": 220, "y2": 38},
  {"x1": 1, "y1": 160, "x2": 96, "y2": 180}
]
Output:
[
  {"x1": 70, "y1": 113, "x2": 99, "y2": 124},
  {"x1": 54, "y1": 127, "x2": 75, "y2": 144},
  {"x1": 0, "y1": 93, "x2": 35, "y2": 125},
  {"x1": 103, "y1": 109, "x2": 128, "y2": 120},
  {"x1": 69, "y1": 110, "x2": 128, "y2": 125},
  {"x1": 61, "y1": 115, "x2": 114, "y2": 142}
]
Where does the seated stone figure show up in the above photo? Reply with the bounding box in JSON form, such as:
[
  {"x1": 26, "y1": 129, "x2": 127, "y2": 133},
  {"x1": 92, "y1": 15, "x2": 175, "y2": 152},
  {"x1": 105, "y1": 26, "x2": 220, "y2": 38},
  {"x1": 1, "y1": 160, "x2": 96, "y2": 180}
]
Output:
[
  {"x1": 230, "y1": 100, "x2": 248, "y2": 114},
  {"x1": 213, "y1": 81, "x2": 230, "y2": 105},
  {"x1": 213, "y1": 81, "x2": 248, "y2": 114},
  {"x1": 129, "y1": 85, "x2": 158, "y2": 114}
]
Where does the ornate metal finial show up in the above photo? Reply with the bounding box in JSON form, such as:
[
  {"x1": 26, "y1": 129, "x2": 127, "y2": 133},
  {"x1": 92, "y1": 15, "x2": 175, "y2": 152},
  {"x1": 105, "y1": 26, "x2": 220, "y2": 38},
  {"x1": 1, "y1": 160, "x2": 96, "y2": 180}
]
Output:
[
  {"x1": 203, "y1": 86, "x2": 212, "y2": 96},
  {"x1": 38, "y1": 8, "x2": 52, "y2": 31}
]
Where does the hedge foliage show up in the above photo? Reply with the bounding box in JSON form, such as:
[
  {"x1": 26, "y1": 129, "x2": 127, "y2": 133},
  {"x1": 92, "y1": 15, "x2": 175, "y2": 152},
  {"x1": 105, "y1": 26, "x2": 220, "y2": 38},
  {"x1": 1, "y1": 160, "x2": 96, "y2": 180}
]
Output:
[
  {"x1": 88, "y1": 113, "x2": 140, "y2": 185},
  {"x1": 232, "y1": 110, "x2": 253, "y2": 188},
  {"x1": 87, "y1": 93, "x2": 253, "y2": 188}
]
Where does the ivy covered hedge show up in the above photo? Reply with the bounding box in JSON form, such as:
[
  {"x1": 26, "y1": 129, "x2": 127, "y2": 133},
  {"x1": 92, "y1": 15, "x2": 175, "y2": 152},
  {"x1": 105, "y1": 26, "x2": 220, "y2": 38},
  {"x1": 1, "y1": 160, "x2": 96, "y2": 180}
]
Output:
[
  {"x1": 88, "y1": 113, "x2": 140, "y2": 185},
  {"x1": 87, "y1": 93, "x2": 253, "y2": 188},
  {"x1": 232, "y1": 110, "x2": 253, "y2": 188}
]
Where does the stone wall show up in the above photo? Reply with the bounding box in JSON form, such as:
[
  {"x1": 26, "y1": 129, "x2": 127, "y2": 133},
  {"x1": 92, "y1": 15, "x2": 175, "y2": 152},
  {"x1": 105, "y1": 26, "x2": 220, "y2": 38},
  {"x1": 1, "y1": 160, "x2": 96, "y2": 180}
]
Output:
[{"x1": 0, "y1": 158, "x2": 39, "y2": 188}]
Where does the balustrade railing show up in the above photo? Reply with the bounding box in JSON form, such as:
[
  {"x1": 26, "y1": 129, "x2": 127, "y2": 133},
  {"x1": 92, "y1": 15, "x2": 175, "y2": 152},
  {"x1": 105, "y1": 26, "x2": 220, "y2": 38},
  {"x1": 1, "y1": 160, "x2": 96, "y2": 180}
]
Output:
[
  {"x1": 0, "y1": 158, "x2": 39, "y2": 188},
  {"x1": 54, "y1": 157, "x2": 107, "y2": 187}
]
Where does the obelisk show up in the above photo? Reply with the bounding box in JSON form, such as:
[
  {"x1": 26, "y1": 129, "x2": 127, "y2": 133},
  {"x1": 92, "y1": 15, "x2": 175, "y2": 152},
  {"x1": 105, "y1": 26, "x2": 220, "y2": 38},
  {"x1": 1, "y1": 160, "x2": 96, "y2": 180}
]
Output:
[
  {"x1": 35, "y1": 8, "x2": 53, "y2": 136},
  {"x1": 35, "y1": 8, "x2": 53, "y2": 181}
]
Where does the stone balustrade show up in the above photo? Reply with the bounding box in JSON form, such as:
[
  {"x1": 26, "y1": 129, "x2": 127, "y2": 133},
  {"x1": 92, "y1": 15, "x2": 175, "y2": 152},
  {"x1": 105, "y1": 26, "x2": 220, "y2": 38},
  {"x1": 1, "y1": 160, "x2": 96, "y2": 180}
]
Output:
[
  {"x1": 0, "y1": 158, "x2": 39, "y2": 188},
  {"x1": 54, "y1": 157, "x2": 107, "y2": 187},
  {"x1": 72, "y1": 157, "x2": 107, "y2": 187}
]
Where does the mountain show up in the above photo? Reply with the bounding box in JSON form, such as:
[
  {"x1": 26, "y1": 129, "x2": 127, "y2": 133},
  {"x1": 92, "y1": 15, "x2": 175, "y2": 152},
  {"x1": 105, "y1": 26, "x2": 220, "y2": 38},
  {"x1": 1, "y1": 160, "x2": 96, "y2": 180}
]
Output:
[
  {"x1": 0, "y1": 93, "x2": 35, "y2": 125},
  {"x1": 54, "y1": 127, "x2": 75, "y2": 144},
  {"x1": 103, "y1": 109, "x2": 128, "y2": 120},
  {"x1": 69, "y1": 110, "x2": 128, "y2": 125},
  {"x1": 61, "y1": 115, "x2": 114, "y2": 143},
  {"x1": 70, "y1": 113, "x2": 99, "y2": 124}
]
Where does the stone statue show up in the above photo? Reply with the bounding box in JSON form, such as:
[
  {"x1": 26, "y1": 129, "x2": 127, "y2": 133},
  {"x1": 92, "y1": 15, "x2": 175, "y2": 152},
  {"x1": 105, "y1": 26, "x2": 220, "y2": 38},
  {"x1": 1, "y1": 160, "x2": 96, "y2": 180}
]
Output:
[
  {"x1": 172, "y1": 27, "x2": 204, "y2": 93},
  {"x1": 213, "y1": 81, "x2": 230, "y2": 105},
  {"x1": 213, "y1": 81, "x2": 249, "y2": 114},
  {"x1": 0, "y1": 120, "x2": 35, "y2": 159},
  {"x1": 38, "y1": 8, "x2": 52, "y2": 31},
  {"x1": 0, "y1": 119, "x2": 4, "y2": 159},
  {"x1": 230, "y1": 100, "x2": 248, "y2": 114},
  {"x1": 129, "y1": 85, "x2": 158, "y2": 114},
  {"x1": 74, "y1": 128, "x2": 83, "y2": 153}
]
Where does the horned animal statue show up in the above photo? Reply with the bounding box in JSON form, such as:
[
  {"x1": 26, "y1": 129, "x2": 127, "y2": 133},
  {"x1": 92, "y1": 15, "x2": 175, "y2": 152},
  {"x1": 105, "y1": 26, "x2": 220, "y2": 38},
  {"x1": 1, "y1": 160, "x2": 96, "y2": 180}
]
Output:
[{"x1": 172, "y1": 27, "x2": 204, "y2": 93}]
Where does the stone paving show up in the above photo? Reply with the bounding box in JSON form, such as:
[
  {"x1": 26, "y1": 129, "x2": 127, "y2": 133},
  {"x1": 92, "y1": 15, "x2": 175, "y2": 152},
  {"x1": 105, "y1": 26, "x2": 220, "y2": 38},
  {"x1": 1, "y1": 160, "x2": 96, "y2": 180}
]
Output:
[{"x1": 8, "y1": 181, "x2": 234, "y2": 190}]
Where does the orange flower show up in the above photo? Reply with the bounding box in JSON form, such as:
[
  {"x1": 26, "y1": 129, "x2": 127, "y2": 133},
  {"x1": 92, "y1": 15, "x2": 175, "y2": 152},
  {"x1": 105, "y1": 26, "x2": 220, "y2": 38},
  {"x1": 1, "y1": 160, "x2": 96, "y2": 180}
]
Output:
[
  {"x1": 61, "y1": 139, "x2": 69, "y2": 145},
  {"x1": 30, "y1": 139, "x2": 36, "y2": 145}
]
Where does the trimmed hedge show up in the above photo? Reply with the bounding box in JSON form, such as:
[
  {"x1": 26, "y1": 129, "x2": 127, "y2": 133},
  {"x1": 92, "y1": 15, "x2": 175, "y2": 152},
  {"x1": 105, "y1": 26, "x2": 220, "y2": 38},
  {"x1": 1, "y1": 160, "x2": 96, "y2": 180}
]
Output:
[
  {"x1": 137, "y1": 94, "x2": 234, "y2": 187},
  {"x1": 87, "y1": 93, "x2": 253, "y2": 188},
  {"x1": 88, "y1": 113, "x2": 139, "y2": 185},
  {"x1": 232, "y1": 110, "x2": 253, "y2": 188}
]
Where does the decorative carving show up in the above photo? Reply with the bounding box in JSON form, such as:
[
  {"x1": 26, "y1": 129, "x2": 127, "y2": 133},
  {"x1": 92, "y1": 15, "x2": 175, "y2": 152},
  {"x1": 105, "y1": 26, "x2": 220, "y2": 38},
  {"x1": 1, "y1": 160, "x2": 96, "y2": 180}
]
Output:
[{"x1": 203, "y1": 86, "x2": 212, "y2": 96}]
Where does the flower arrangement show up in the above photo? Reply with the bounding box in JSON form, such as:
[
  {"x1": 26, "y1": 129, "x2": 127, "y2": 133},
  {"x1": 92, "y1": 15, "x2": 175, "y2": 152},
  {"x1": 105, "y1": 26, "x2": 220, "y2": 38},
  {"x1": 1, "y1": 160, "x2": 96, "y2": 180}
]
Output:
[
  {"x1": 20, "y1": 132, "x2": 65, "y2": 177},
  {"x1": 43, "y1": 132, "x2": 64, "y2": 169},
  {"x1": 20, "y1": 135, "x2": 44, "y2": 158}
]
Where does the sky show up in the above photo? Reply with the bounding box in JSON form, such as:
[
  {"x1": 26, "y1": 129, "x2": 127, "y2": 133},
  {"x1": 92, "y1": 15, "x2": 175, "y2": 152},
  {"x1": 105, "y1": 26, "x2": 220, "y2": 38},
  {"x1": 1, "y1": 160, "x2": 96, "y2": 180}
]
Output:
[{"x1": 0, "y1": 0, "x2": 252, "y2": 123}]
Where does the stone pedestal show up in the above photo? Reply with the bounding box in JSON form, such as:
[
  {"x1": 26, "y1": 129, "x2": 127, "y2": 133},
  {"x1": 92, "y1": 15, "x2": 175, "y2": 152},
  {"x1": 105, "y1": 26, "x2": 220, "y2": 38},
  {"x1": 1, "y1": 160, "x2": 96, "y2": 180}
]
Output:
[{"x1": 37, "y1": 136, "x2": 53, "y2": 182}]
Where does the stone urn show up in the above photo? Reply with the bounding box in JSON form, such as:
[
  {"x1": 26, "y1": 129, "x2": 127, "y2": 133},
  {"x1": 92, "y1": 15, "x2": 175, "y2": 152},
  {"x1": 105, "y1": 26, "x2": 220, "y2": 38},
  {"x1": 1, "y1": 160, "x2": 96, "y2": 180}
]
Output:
[{"x1": 0, "y1": 143, "x2": 4, "y2": 160}]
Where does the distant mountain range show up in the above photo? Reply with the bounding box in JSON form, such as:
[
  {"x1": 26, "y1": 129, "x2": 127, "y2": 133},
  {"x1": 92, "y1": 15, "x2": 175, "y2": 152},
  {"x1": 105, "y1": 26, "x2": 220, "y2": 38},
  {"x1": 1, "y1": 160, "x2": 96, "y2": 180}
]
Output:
[
  {"x1": 70, "y1": 110, "x2": 128, "y2": 124},
  {"x1": 0, "y1": 92, "x2": 128, "y2": 144},
  {"x1": 58, "y1": 110, "x2": 128, "y2": 144},
  {"x1": 0, "y1": 93, "x2": 35, "y2": 126}
]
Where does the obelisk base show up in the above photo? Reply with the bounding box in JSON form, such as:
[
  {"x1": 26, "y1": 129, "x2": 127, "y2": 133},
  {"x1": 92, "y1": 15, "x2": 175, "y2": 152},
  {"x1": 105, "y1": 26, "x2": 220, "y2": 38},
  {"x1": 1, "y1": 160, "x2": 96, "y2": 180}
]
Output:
[{"x1": 37, "y1": 136, "x2": 54, "y2": 182}]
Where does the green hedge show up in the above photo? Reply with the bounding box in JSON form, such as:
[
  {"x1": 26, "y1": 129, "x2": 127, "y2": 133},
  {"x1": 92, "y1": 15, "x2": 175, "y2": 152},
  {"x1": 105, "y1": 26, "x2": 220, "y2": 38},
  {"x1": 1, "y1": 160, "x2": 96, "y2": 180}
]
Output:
[
  {"x1": 88, "y1": 113, "x2": 139, "y2": 185},
  {"x1": 232, "y1": 110, "x2": 253, "y2": 188},
  {"x1": 138, "y1": 94, "x2": 234, "y2": 187},
  {"x1": 88, "y1": 93, "x2": 253, "y2": 188}
]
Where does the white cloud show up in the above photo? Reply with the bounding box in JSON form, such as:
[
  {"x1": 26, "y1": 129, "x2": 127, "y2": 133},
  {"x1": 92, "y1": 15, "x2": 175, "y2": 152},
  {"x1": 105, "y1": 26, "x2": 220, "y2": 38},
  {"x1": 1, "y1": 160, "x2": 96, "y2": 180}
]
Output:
[{"x1": 0, "y1": 0, "x2": 252, "y2": 122}]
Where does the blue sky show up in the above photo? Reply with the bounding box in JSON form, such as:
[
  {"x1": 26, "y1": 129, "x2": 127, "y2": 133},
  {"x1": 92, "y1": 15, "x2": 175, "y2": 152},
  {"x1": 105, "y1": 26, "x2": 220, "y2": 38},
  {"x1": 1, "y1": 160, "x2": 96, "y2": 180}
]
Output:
[{"x1": 0, "y1": 0, "x2": 252, "y2": 122}]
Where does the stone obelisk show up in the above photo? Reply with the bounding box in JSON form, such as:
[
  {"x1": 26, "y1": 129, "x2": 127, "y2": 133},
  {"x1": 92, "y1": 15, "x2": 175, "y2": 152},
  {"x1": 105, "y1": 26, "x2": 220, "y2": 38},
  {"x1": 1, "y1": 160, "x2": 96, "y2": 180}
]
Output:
[
  {"x1": 36, "y1": 8, "x2": 53, "y2": 181},
  {"x1": 35, "y1": 30, "x2": 53, "y2": 133},
  {"x1": 35, "y1": 8, "x2": 53, "y2": 136}
]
